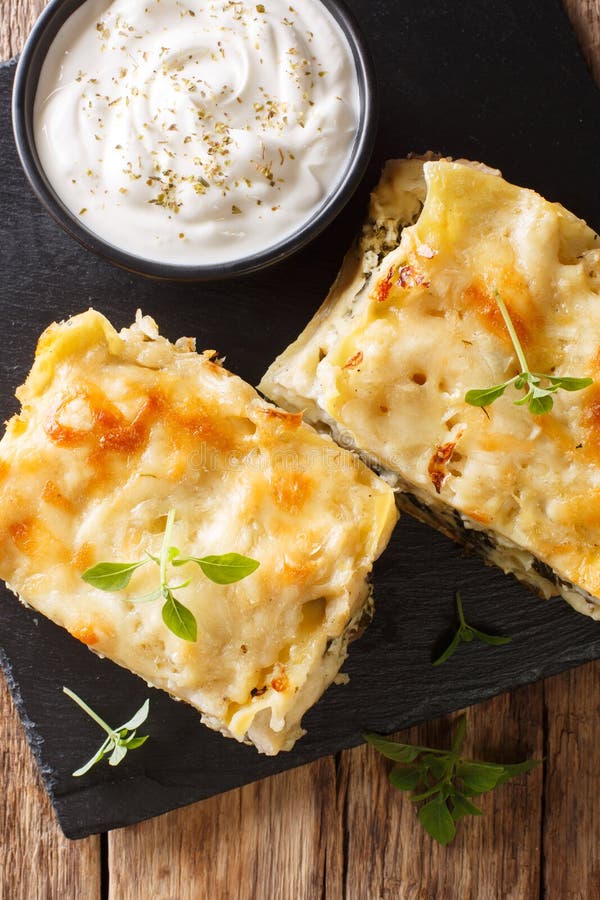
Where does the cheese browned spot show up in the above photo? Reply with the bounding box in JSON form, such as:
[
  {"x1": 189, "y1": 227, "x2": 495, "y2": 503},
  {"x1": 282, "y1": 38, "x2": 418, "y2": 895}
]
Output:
[
  {"x1": 70, "y1": 623, "x2": 100, "y2": 646},
  {"x1": 259, "y1": 407, "x2": 303, "y2": 426},
  {"x1": 428, "y1": 440, "x2": 460, "y2": 495},
  {"x1": 342, "y1": 351, "x2": 363, "y2": 370},
  {"x1": 271, "y1": 471, "x2": 313, "y2": 513},
  {"x1": 8, "y1": 517, "x2": 69, "y2": 565},
  {"x1": 41, "y1": 479, "x2": 75, "y2": 513},
  {"x1": 0, "y1": 310, "x2": 397, "y2": 754},
  {"x1": 260, "y1": 157, "x2": 600, "y2": 621}
]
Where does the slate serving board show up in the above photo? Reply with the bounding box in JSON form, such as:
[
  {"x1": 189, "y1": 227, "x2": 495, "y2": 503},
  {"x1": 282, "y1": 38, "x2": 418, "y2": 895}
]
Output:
[{"x1": 1, "y1": 0, "x2": 600, "y2": 840}]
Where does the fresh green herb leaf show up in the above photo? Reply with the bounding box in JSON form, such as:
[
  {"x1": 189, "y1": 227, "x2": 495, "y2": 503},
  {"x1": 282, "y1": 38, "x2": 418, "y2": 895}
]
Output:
[
  {"x1": 433, "y1": 591, "x2": 511, "y2": 665},
  {"x1": 80, "y1": 509, "x2": 259, "y2": 641},
  {"x1": 450, "y1": 792, "x2": 483, "y2": 820},
  {"x1": 546, "y1": 375, "x2": 593, "y2": 391},
  {"x1": 108, "y1": 742, "x2": 128, "y2": 766},
  {"x1": 173, "y1": 552, "x2": 260, "y2": 584},
  {"x1": 514, "y1": 372, "x2": 531, "y2": 391},
  {"x1": 72, "y1": 741, "x2": 111, "y2": 778},
  {"x1": 464, "y1": 383, "x2": 511, "y2": 407},
  {"x1": 525, "y1": 389, "x2": 554, "y2": 416},
  {"x1": 81, "y1": 560, "x2": 148, "y2": 591},
  {"x1": 464, "y1": 291, "x2": 592, "y2": 415},
  {"x1": 456, "y1": 761, "x2": 505, "y2": 794},
  {"x1": 411, "y1": 778, "x2": 449, "y2": 803},
  {"x1": 118, "y1": 698, "x2": 150, "y2": 731},
  {"x1": 162, "y1": 592, "x2": 197, "y2": 642},
  {"x1": 422, "y1": 753, "x2": 450, "y2": 781},
  {"x1": 469, "y1": 628, "x2": 512, "y2": 647},
  {"x1": 389, "y1": 765, "x2": 422, "y2": 790},
  {"x1": 362, "y1": 733, "x2": 428, "y2": 763},
  {"x1": 364, "y1": 715, "x2": 542, "y2": 845},
  {"x1": 418, "y1": 796, "x2": 456, "y2": 845},
  {"x1": 433, "y1": 630, "x2": 462, "y2": 665},
  {"x1": 495, "y1": 759, "x2": 542, "y2": 784},
  {"x1": 124, "y1": 735, "x2": 149, "y2": 750},
  {"x1": 63, "y1": 687, "x2": 149, "y2": 777}
]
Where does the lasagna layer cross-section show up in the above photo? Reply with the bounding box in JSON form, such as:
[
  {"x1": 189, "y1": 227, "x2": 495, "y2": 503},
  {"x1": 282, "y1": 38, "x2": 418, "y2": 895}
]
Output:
[
  {"x1": 260, "y1": 158, "x2": 600, "y2": 620},
  {"x1": 0, "y1": 310, "x2": 397, "y2": 754}
]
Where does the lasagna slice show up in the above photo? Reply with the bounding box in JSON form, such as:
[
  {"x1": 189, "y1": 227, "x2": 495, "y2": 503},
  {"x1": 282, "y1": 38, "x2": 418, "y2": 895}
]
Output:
[
  {"x1": 0, "y1": 310, "x2": 397, "y2": 754},
  {"x1": 260, "y1": 158, "x2": 600, "y2": 619}
]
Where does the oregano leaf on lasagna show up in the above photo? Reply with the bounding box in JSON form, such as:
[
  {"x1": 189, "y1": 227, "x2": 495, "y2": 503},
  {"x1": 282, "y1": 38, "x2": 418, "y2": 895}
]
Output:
[
  {"x1": 81, "y1": 510, "x2": 259, "y2": 641},
  {"x1": 82, "y1": 560, "x2": 148, "y2": 591},
  {"x1": 465, "y1": 291, "x2": 592, "y2": 415},
  {"x1": 546, "y1": 375, "x2": 593, "y2": 391},
  {"x1": 161, "y1": 591, "x2": 197, "y2": 642},
  {"x1": 464, "y1": 382, "x2": 511, "y2": 407},
  {"x1": 173, "y1": 552, "x2": 260, "y2": 584}
]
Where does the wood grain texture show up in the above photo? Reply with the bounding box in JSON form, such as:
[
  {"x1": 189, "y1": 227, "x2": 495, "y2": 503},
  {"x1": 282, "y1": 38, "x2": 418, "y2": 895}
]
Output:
[
  {"x1": 0, "y1": 675, "x2": 101, "y2": 900},
  {"x1": 0, "y1": 0, "x2": 44, "y2": 61},
  {"x1": 565, "y1": 0, "x2": 600, "y2": 81},
  {"x1": 341, "y1": 688, "x2": 544, "y2": 900},
  {"x1": 108, "y1": 758, "x2": 344, "y2": 900},
  {"x1": 544, "y1": 661, "x2": 600, "y2": 899},
  {"x1": 0, "y1": 2, "x2": 599, "y2": 899},
  {"x1": 107, "y1": 686, "x2": 544, "y2": 900}
]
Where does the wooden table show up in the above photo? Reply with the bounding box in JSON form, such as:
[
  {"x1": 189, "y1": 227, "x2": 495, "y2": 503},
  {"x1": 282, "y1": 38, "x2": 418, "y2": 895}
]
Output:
[{"x1": 2, "y1": 2, "x2": 600, "y2": 897}]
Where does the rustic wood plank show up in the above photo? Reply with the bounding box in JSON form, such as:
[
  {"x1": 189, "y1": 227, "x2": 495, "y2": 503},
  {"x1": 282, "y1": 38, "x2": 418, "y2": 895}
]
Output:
[
  {"x1": 564, "y1": 0, "x2": 600, "y2": 81},
  {"x1": 340, "y1": 686, "x2": 544, "y2": 900},
  {"x1": 543, "y1": 661, "x2": 600, "y2": 899},
  {"x1": 108, "y1": 757, "x2": 343, "y2": 900},
  {"x1": 108, "y1": 687, "x2": 543, "y2": 900},
  {"x1": 0, "y1": 673, "x2": 101, "y2": 900},
  {"x1": 0, "y1": 0, "x2": 44, "y2": 61}
]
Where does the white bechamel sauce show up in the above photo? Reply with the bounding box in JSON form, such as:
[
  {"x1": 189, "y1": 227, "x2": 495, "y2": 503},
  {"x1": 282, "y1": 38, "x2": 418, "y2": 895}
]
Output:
[{"x1": 34, "y1": 0, "x2": 360, "y2": 266}]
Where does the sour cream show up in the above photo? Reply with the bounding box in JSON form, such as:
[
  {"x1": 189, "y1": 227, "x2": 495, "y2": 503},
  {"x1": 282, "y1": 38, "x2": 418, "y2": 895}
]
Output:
[{"x1": 34, "y1": 0, "x2": 360, "y2": 266}]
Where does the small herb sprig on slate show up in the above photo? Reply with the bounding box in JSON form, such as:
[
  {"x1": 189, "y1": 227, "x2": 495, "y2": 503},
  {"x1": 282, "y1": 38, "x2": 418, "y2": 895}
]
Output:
[
  {"x1": 82, "y1": 508, "x2": 259, "y2": 642},
  {"x1": 433, "y1": 591, "x2": 511, "y2": 665},
  {"x1": 63, "y1": 687, "x2": 150, "y2": 777},
  {"x1": 465, "y1": 291, "x2": 592, "y2": 414},
  {"x1": 364, "y1": 716, "x2": 541, "y2": 845}
]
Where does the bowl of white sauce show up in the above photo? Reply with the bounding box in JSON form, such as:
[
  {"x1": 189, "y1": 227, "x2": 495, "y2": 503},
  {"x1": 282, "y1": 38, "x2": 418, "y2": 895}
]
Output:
[{"x1": 12, "y1": 0, "x2": 376, "y2": 279}]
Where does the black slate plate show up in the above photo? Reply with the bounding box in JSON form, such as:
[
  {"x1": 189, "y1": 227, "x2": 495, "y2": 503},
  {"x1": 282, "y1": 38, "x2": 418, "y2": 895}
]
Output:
[{"x1": 1, "y1": 0, "x2": 600, "y2": 840}]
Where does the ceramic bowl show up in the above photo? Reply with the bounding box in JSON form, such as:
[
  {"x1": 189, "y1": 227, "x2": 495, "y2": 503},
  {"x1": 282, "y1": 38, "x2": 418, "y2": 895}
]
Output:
[{"x1": 12, "y1": 0, "x2": 377, "y2": 280}]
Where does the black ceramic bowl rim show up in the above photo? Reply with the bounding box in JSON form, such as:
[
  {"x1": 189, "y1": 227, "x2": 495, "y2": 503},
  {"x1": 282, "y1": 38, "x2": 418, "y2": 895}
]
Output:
[{"x1": 12, "y1": 0, "x2": 377, "y2": 282}]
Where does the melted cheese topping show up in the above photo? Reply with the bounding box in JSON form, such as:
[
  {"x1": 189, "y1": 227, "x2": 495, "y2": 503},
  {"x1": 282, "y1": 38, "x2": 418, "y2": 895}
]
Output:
[
  {"x1": 260, "y1": 159, "x2": 600, "y2": 612},
  {"x1": 0, "y1": 310, "x2": 396, "y2": 754}
]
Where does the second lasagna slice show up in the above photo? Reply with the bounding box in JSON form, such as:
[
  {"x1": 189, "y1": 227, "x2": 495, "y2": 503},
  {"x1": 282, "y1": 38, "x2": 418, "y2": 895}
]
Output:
[
  {"x1": 260, "y1": 158, "x2": 600, "y2": 619},
  {"x1": 0, "y1": 310, "x2": 397, "y2": 754}
]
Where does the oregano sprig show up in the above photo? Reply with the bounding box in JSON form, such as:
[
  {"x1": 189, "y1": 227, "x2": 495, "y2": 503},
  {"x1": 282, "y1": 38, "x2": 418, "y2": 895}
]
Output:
[
  {"x1": 82, "y1": 508, "x2": 259, "y2": 642},
  {"x1": 63, "y1": 687, "x2": 150, "y2": 777},
  {"x1": 433, "y1": 591, "x2": 511, "y2": 665},
  {"x1": 465, "y1": 291, "x2": 592, "y2": 414},
  {"x1": 364, "y1": 716, "x2": 541, "y2": 845}
]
